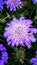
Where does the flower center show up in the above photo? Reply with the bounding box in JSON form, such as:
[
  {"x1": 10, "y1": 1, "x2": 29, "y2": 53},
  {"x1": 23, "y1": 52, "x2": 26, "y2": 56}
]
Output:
[
  {"x1": 12, "y1": 23, "x2": 27, "y2": 41},
  {"x1": 14, "y1": 26, "x2": 25, "y2": 40},
  {"x1": 15, "y1": 26, "x2": 23, "y2": 35}
]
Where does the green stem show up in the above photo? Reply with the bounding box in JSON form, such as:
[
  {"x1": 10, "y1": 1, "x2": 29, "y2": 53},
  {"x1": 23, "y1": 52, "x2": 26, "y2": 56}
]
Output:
[
  {"x1": 36, "y1": 4, "x2": 37, "y2": 16},
  {"x1": 0, "y1": 16, "x2": 9, "y2": 22},
  {"x1": 29, "y1": 5, "x2": 36, "y2": 18}
]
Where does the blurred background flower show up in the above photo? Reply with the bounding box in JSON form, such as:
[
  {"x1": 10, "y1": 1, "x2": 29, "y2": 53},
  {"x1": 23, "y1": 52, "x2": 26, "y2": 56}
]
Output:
[
  {"x1": 32, "y1": 0, "x2": 37, "y2": 4},
  {"x1": 30, "y1": 51, "x2": 37, "y2": 65},
  {"x1": 0, "y1": 44, "x2": 8, "y2": 65},
  {"x1": 0, "y1": 0, "x2": 4, "y2": 11},
  {"x1": 4, "y1": 0, "x2": 22, "y2": 11}
]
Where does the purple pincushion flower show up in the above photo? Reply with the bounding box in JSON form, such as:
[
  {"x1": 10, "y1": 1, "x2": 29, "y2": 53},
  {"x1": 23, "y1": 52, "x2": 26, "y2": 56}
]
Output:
[
  {"x1": 30, "y1": 57, "x2": 37, "y2": 65},
  {"x1": 4, "y1": 0, "x2": 22, "y2": 11},
  {"x1": 30, "y1": 51, "x2": 37, "y2": 65},
  {"x1": 0, "y1": 0, "x2": 4, "y2": 11},
  {"x1": 32, "y1": 0, "x2": 37, "y2": 4},
  {"x1": 0, "y1": 44, "x2": 8, "y2": 65},
  {"x1": 36, "y1": 51, "x2": 37, "y2": 54},
  {"x1": 4, "y1": 17, "x2": 37, "y2": 48}
]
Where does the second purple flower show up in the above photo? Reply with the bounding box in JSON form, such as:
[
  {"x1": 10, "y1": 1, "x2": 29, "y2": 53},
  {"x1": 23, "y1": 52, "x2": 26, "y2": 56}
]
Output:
[{"x1": 4, "y1": 0, "x2": 22, "y2": 11}]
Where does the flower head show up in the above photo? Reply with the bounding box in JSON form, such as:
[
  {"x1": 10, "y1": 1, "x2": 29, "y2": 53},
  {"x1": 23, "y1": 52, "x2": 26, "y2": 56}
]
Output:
[
  {"x1": 32, "y1": 0, "x2": 37, "y2": 4},
  {"x1": 16, "y1": 50, "x2": 25, "y2": 64},
  {"x1": 0, "y1": 0, "x2": 4, "y2": 11},
  {"x1": 0, "y1": 44, "x2": 8, "y2": 65},
  {"x1": 4, "y1": 0, "x2": 22, "y2": 11},
  {"x1": 30, "y1": 51, "x2": 37, "y2": 65},
  {"x1": 4, "y1": 17, "x2": 37, "y2": 48}
]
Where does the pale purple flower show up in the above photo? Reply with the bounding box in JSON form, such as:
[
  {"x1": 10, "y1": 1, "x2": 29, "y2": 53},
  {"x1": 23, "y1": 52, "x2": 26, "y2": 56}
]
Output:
[
  {"x1": 4, "y1": 0, "x2": 22, "y2": 11},
  {"x1": 32, "y1": 0, "x2": 37, "y2": 4},
  {"x1": 0, "y1": 44, "x2": 8, "y2": 65},
  {"x1": 30, "y1": 51, "x2": 37, "y2": 65},
  {"x1": 4, "y1": 17, "x2": 37, "y2": 48}
]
